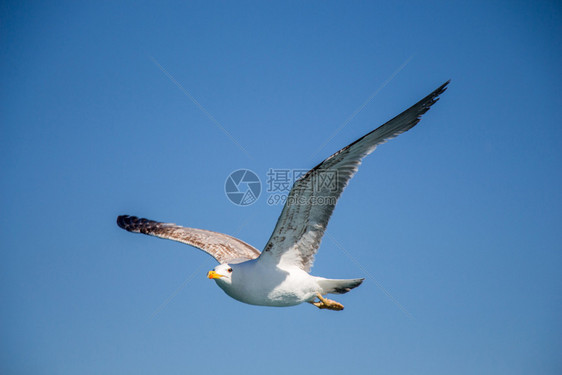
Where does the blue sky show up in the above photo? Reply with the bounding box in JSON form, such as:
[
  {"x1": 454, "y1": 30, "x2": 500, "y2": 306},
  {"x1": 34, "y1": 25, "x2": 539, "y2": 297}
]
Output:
[{"x1": 1, "y1": 1, "x2": 561, "y2": 374}]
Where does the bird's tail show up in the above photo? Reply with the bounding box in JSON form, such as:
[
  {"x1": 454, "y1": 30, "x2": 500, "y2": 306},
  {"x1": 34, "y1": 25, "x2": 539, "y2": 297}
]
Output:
[{"x1": 318, "y1": 277, "x2": 364, "y2": 295}]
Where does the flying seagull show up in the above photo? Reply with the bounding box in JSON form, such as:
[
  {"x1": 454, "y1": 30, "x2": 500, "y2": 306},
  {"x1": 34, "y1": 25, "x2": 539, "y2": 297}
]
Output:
[{"x1": 117, "y1": 80, "x2": 449, "y2": 311}]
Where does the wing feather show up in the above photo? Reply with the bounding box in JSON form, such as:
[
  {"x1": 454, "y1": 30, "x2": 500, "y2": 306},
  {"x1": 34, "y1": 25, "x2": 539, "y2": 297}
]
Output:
[
  {"x1": 117, "y1": 215, "x2": 260, "y2": 264},
  {"x1": 259, "y1": 81, "x2": 449, "y2": 271}
]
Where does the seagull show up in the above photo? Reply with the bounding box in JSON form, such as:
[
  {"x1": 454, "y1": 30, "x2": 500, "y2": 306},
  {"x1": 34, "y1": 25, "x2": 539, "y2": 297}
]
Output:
[{"x1": 117, "y1": 81, "x2": 449, "y2": 311}]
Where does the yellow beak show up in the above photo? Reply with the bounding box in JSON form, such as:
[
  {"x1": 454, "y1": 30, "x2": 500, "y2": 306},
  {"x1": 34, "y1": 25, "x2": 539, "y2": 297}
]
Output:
[{"x1": 207, "y1": 270, "x2": 224, "y2": 279}]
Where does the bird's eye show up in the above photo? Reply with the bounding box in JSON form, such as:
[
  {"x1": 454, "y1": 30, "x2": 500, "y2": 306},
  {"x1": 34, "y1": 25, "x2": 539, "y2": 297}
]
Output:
[{"x1": 227, "y1": 268, "x2": 233, "y2": 273}]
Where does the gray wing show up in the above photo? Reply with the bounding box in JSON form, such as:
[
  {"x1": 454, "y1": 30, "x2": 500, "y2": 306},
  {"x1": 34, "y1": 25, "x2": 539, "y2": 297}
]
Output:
[
  {"x1": 258, "y1": 81, "x2": 449, "y2": 272},
  {"x1": 117, "y1": 215, "x2": 260, "y2": 264}
]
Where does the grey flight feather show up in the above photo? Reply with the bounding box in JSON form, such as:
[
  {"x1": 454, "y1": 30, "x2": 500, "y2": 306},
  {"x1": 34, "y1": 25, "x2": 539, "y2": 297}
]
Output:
[
  {"x1": 258, "y1": 80, "x2": 450, "y2": 272},
  {"x1": 116, "y1": 215, "x2": 261, "y2": 264}
]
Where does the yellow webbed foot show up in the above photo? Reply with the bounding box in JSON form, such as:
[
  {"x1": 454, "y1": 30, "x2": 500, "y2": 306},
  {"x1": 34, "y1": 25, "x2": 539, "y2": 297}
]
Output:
[{"x1": 311, "y1": 292, "x2": 344, "y2": 311}]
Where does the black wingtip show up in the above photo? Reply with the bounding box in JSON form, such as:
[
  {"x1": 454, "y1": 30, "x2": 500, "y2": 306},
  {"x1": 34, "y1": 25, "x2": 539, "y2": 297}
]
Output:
[
  {"x1": 117, "y1": 215, "x2": 137, "y2": 230},
  {"x1": 438, "y1": 79, "x2": 451, "y2": 94},
  {"x1": 117, "y1": 215, "x2": 162, "y2": 234},
  {"x1": 433, "y1": 80, "x2": 450, "y2": 97},
  {"x1": 419, "y1": 79, "x2": 451, "y2": 111}
]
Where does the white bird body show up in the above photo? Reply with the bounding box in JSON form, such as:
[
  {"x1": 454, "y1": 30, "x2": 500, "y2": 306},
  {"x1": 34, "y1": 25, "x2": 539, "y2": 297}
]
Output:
[
  {"x1": 117, "y1": 81, "x2": 449, "y2": 311},
  {"x1": 215, "y1": 260, "x2": 321, "y2": 307}
]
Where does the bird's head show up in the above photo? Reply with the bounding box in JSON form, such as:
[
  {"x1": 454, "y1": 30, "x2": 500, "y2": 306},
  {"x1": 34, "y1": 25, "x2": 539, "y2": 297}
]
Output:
[{"x1": 207, "y1": 263, "x2": 233, "y2": 285}]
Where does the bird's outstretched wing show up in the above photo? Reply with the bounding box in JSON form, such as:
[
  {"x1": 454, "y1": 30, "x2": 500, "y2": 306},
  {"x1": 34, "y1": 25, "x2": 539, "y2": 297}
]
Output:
[
  {"x1": 117, "y1": 215, "x2": 260, "y2": 264},
  {"x1": 258, "y1": 81, "x2": 449, "y2": 272}
]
